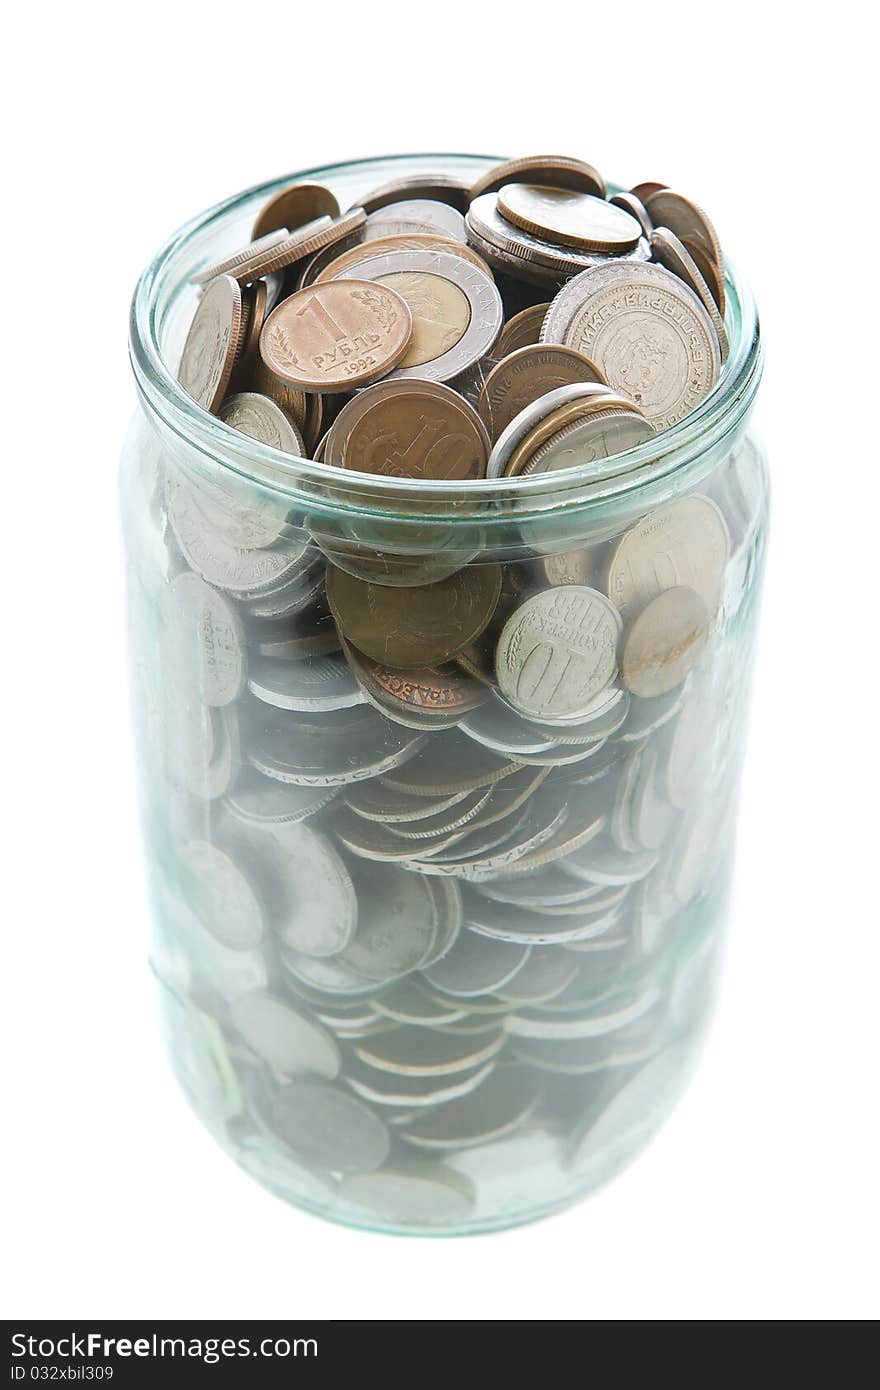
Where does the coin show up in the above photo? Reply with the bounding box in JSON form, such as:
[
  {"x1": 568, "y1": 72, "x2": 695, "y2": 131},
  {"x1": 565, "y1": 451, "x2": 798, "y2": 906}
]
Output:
[
  {"x1": 214, "y1": 209, "x2": 368, "y2": 284},
  {"x1": 467, "y1": 194, "x2": 652, "y2": 282},
  {"x1": 270, "y1": 1080, "x2": 390, "y2": 1173},
  {"x1": 180, "y1": 840, "x2": 264, "y2": 950},
  {"x1": 380, "y1": 734, "x2": 522, "y2": 797},
  {"x1": 364, "y1": 199, "x2": 467, "y2": 242},
  {"x1": 516, "y1": 407, "x2": 656, "y2": 477},
  {"x1": 681, "y1": 236, "x2": 726, "y2": 315},
  {"x1": 497, "y1": 185, "x2": 642, "y2": 254},
  {"x1": 358, "y1": 173, "x2": 471, "y2": 214},
  {"x1": 330, "y1": 248, "x2": 503, "y2": 382},
  {"x1": 621, "y1": 587, "x2": 709, "y2": 698},
  {"x1": 607, "y1": 495, "x2": 730, "y2": 617},
  {"x1": 165, "y1": 476, "x2": 313, "y2": 596},
  {"x1": 346, "y1": 645, "x2": 486, "y2": 717},
  {"x1": 325, "y1": 379, "x2": 489, "y2": 480},
  {"x1": 423, "y1": 931, "x2": 531, "y2": 997},
  {"x1": 259, "y1": 279, "x2": 413, "y2": 392},
  {"x1": 469, "y1": 155, "x2": 606, "y2": 201},
  {"x1": 231, "y1": 279, "x2": 269, "y2": 389},
  {"x1": 247, "y1": 653, "x2": 364, "y2": 712},
  {"x1": 650, "y1": 226, "x2": 729, "y2": 363},
  {"x1": 496, "y1": 586, "x2": 621, "y2": 721},
  {"x1": 477, "y1": 344, "x2": 606, "y2": 440},
  {"x1": 353, "y1": 1025, "x2": 504, "y2": 1077},
  {"x1": 608, "y1": 191, "x2": 653, "y2": 238},
  {"x1": 190, "y1": 230, "x2": 292, "y2": 286},
  {"x1": 339, "y1": 1163, "x2": 475, "y2": 1222},
  {"x1": 249, "y1": 358, "x2": 309, "y2": 430},
  {"x1": 247, "y1": 705, "x2": 427, "y2": 787},
  {"x1": 486, "y1": 381, "x2": 613, "y2": 477},
  {"x1": 259, "y1": 820, "x2": 357, "y2": 957},
  {"x1": 224, "y1": 770, "x2": 337, "y2": 826},
  {"x1": 252, "y1": 182, "x2": 340, "y2": 239},
  {"x1": 540, "y1": 262, "x2": 722, "y2": 429},
  {"x1": 229, "y1": 990, "x2": 341, "y2": 1078},
  {"x1": 340, "y1": 860, "x2": 438, "y2": 981},
  {"x1": 326, "y1": 563, "x2": 502, "y2": 669},
  {"x1": 178, "y1": 274, "x2": 244, "y2": 412},
  {"x1": 493, "y1": 302, "x2": 551, "y2": 358},
  {"x1": 166, "y1": 571, "x2": 246, "y2": 707},
  {"x1": 643, "y1": 188, "x2": 724, "y2": 275},
  {"x1": 313, "y1": 233, "x2": 491, "y2": 284},
  {"x1": 218, "y1": 392, "x2": 304, "y2": 455}
]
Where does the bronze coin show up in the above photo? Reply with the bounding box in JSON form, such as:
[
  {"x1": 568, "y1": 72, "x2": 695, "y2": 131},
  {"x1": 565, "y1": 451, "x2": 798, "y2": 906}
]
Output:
[
  {"x1": 326, "y1": 379, "x2": 489, "y2": 482},
  {"x1": 217, "y1": 209, "x2": 368, "y2": 285},
  {"x1": 253, "y1": 182, "x2": 340, "y2": 239},
  {"x1": 230, "y1": 278, "x2": 268, "y2": 390},
  {"x1": 178, "y1": 273, "x2": 245, "y2": 412},
  {"x1": 681, "y1": 237, "x2": 726, "y2": 316},
  {"x1": 608, "y1": 191, "x2": 653, "y2": 238},
  {"x1": 630, "y1": 181, "x2": 668, "y2": 204},
  {"x1": 259, "y1": 279, "x2": 413, "y2": 392},
  {"x1": 469, "y1": 156, "x2": 606, "y2": 202},
  {"x1": 346, "y1": 645, "x2": 486, "y2": 716},
  {"x1": 502, "y1": 391, "x2": 643, "y2": 477},
  {"x1": 314, "y1": 233, "x2": 491, "y2": 284},
  {"x1": 477, "y1": 345, "x2": 607, "y2": 441},
  {"x1": 493, "y1": 303, "x2": 551, "y2": 359},
  {"x1": 497, "y1": 185, "x2": 642, "y2": 255},
  {"x1": 249, "y1": 356, "x2": 309, "y2": 429},
  {"x1": 643, "y1": 189, "x2": 724, "y2": 275},
  {"x1": 357, "y1": 174, "x2": 470, "y2": 215},
  {"x1": 455, "y1": 566, "x2": 530, "y2": 686},
  {"x1": 326, "y1": 563, "x2": 503, "y2": 669},
  {"x1": 651, "y1": 227, "x2": 728, "y2": 361},
  {"x1": 190, "y1": 230, "x2": 292, "y2": 286}
]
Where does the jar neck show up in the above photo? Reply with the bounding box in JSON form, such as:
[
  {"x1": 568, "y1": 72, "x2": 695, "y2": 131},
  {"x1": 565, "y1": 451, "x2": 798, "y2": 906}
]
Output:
[{"x1": 129, "y1": 154, "x2": 763, "y2": 551}]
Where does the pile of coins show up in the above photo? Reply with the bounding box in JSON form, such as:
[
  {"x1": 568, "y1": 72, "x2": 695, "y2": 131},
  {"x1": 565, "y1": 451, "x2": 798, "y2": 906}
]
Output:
[{"x1": 140, "y1": 156, "x2": 760, "y2": 1229}]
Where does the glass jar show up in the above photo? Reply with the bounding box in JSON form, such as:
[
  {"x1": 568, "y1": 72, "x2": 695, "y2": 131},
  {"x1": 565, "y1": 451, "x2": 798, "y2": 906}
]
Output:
[{"x1": 122, "y1": 153, "x2": 767, "y2": 1234}]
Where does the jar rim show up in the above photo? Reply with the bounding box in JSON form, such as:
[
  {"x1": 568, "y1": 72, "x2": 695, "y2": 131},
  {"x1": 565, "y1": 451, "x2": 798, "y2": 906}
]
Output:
[{"x1": 129, "y1": 152, "x2": 763, "y2": 527}]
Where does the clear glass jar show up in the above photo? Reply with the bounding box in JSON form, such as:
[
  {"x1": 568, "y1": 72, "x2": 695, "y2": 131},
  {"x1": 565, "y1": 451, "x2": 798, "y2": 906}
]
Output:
[{"x1": 122, "y1": 154, "x2": 767, "y2": 1234}]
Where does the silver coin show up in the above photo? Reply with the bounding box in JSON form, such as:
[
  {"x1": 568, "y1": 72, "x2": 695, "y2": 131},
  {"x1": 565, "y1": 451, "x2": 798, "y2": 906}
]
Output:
[
  {"x1": 340, "y1": 860, "x2": 438, "y2": 981},
  {"x1": 353, "y1": 1024, "x2": 505, "y2": 1077},
  {"x1": 331, "y1": 808, "x2": 466, "y2": 862},
  {"x1": 345, "y1": 1057, "x2": 496, "y2": 1109},
  {"x1": 505, "y1": 983, "x2": 660, "y2": 1040},
  {"x1": 422, "y1": 931, "x2": 531, "y2": 998},
  {"x1": 609, "y1": 191, "x2": 653, "y2": 238},
  {"x1": 630, "y1": 746, "x2": 676, "y2": 851},
  {"x1": 166, "y1": 475, "x2": 312, "y2": 596},
  {"x1": 229, "y1": 990, "x2": 341, "y2": 1077},
  {"x1": 607, "y1": 494, "x2": 730, "y2": 620},
  {"x1": 256, "y1": 820, "x2": 357, "y2": 958},
  {"x1": 218, "y1": 391, "x2": 305, "y2": 456},
  {"x1": 384, "y1": 788, "x2": 494, "y2": 840},
  {"x1": 420, "y1": 878, "x2": 463, "y2": 966},
  {"x1": 518, "y1": 408, "x2": 655, "y2": 478},
  {"x1": 165, "y1": 572, "x2": 246, "y2": 707},
  {"x1": 412, "y1": 800, "x2": 568, "y2": 879},
  {"x1": 380, "y1": 735, "x2": 522, "y2": 798},
  {"x1": 567, "y1": 1044, "x2": 687, "y2": 1170},
  {"x1": 280, "y1": 945, "x2": 375, "y2": 998},
  {"x1": 224, "y1": 771, "x2": 336, "y2": 827},
  {"x1": 339, "y1": 1164, "x2": 475, "y2": 1223},
  {"x1": 247, "y1": 653, "x2": 364, "y2": 712},
  {"x1": 344, "y1": 782, "x2": 474, "y2": 824},
  {"x1": 248, "y1": 707, "x2": 427, "y2": 787},
  {"x1": 329, "y1": 248, "x2": 502, "y2": 383},
  {"x1": 180, "y1": 839, "x2": 265, "y2": 950},
  {"x1": 417, "y1": 804, "x2": 532, "y2": 868},
  {"x1": 473, "y1": 864, "x2": 610, "y2": 908},
  {"x1": 495, "y1": 949, "x2": 582, "y2": 1005},
  {"x1": 399, "y1": 1067, "x2": 538, "y2": 1152},
  {"x1": 540, "y1": 261, "x2": 721, "y2": 429},
  {"x1": 464, "y1": 894, "x2": 622, "y2": 946},
  {"x1": 459, "y1": 698, "x2": 560, "y2": 755},
  {"x1": 496, "y1": 586, "x2": 621, "y2": 721},
  {"x1": 355, "y1": 173, "x2": 470, "y2": 215},
  {"x1": 560, "y1": 832, "x2": 658, "y2": 886},
  {"x1": 487, "y1": 381, "x2": 612, "y2": 478},
  {"x1": 372, "y1": 979, "x2": 467, "y2": 1027},
  {"x1": 270, "y1": 1080, "x2": 390, "y2": 1174},
  {"x1": 364, "y1": 199, "x2": 467, "y2": 242},
  {"x1": 248, "y1": 607, "x2": 339, "y2": 661},
  {"x1": 512, "y1": 1030, "x2": 658, "y2": 1078},
  {"x1": 651, "y1": 226, "x2": 729, "y2": 362},
  {"x1": 616, "y1": 686, "x2": 683, "y2": 743},
  {"x1": 467, "y1": 193, "x2": 652, "y2": 278}
]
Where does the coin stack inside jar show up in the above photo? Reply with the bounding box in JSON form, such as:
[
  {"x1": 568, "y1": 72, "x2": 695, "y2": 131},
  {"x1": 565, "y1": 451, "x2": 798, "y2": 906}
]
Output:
[{"x1": 147, "y1": 155, "x2": 757, "y2": 1229}]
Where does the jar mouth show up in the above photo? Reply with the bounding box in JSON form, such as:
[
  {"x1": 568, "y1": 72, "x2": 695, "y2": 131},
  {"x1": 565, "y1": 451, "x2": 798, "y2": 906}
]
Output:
[{"x1": 129, "y1": 152, "x2": 762, "y2": 527}]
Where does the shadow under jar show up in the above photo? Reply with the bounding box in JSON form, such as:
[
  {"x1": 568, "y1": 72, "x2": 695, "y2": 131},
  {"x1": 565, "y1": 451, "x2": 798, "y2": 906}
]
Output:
[{"x1": 122, "y1": 153, "x2": 767, "y2": 1235}]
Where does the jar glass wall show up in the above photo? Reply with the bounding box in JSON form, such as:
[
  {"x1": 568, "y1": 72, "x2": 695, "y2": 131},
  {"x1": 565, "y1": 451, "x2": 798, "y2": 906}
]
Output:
[{"x1": 122, "y1": 154, "x2": 767, "y2": 1234}]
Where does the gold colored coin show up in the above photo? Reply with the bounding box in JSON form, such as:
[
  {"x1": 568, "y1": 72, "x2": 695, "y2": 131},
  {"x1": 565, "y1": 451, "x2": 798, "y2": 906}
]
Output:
[
  {"x1": 216, "y1": 209, "x2": 368, "y2": 285},
  {"x1": 249, "y1": 356, "x2": 309, "y2": 430},
  {"x1": 326, "y1": 379, "x2": 489, "y2": 481},
  {"x1": 259, "y1": 279, "x2": 413, "y2": 392},
  {"x1": 253, "y1": 182, "x2": 340, "y2": 239},
  {"x1": 497, "y1": 185, "x2": 641, "y2": 254},
  {"x1": 651, "y1": 227, "x2": 728, "y2": 361},
  {"x1": 682, "y1": 237, "x2": 726, "y2": 315},
  {"x1": 644, "y1": 189, "x2": 724, "y2": 275},
  {"x1": 326, "y1": 563, "x2": 503, "y2": 669},
  {"x1": 493, "y1": 303, "x2": 551, "y2": 359},
  {"x1": 630, "y1": 181, "x2": 668, "y2": 204},
  {"x1": 504, "y1": 391, "x2": 644, "y2": 477},
  {"x1": 314, "y1": 234, "x2": 491, "y2": 284},
  {"x1": 621, "y1": 586, "x2": 709, "y2": 697},
  {"x1": 358, "y1": 174, "x2": 470, "y2": 214},
  {"x1": 477, "y1": 345, "x2": 606, "y2": 441},
  {"x1": 379, "y1": 271, "x2": 471, "y2": 368},
  {"x1": 469, "y1": 156, "x2": 606, "y2": 202},
  {"x1": 178, "y1": 273, "x2": 244, "y2": 412}
]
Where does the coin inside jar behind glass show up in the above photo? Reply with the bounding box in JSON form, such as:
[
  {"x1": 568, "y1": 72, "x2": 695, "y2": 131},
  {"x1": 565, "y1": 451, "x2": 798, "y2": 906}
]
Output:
[
  {"x1": 477, "y1": 345, "x2": 607, "y2": 441},
  {"x1": 495, "y1": 586, "x2": 622, "y2": 721},
  {"x1": 327, "y1": 563, "x2": 502, "y2": 669},
  {"x1": 259, "y1": 279, "x2": 412, "y2": 391},
  {"x1": 326, "y1": 379, "x2": 489, "y2": 481}
]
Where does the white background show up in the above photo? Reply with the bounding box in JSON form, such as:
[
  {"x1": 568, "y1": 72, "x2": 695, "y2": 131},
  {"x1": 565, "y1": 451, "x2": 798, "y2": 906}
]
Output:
[{"x1": 3, "y1": 0, "x2": 877, "y2": 1322}]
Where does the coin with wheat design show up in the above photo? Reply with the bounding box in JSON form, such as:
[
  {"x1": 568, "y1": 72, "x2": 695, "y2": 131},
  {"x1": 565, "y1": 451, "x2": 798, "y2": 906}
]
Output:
[{"x1": 259, "y1": 280, "x2": 413, "y2": 391}]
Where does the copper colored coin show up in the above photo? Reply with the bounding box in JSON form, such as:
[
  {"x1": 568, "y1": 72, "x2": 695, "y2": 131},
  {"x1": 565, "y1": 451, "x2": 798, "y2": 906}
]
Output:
[
  {"x1": 497, "y1": 185, "x2": 642, "y2": 254},
  {"x1": 326, "y1": 564, "x2": 503, "y2": 669},
  {"x1": 503, "y1": 392, "x2": 644, "y2": 478},
  {"x1": 682, "y1": 237, "x2": 726, "y2": 315},
  {"x1": 230, "y1": 278, "x2": 268, "y2": 388},
  {"x1": 609, "y1": 191, "x2": 653, "y2": 238},
  {"x1": 221, "y1": 209, "x2": 368, "y2": 284},
  {"x1": 469, "y1": 156, "x2": 606, "y2": 202},
  {"x1": 621, "y1": 586, "x2": 709, "y2": 697},
  {"x1": 191, "y1": 230, "x2": 291, "y2": 286},
  {"x1": 326, "y1": 379, "x2": 489, "y2": 481},
  {"x1": 651, "y1": 227, "x2": 728, "y2": 361},
  {"x1": 314, "y1": 234, "x2": 491, "y2": 284},
  {"x1": 259, "y1": 279, "x2": 413, "y2": 392},
  {"x1": 644, "y1": 189, "x2": 724, "y2": 275},
  {"x1": 347, "y1": 646, "x2": 486, "y2": 716},
  {"x1": 253, "y1": 182, "x2": 340, "y2": 239},
  {"x1": 250, "y1": 356, "x2": 309, "y2": 429},
  {"x1": 630, "y1": 181, "x2": 668, "y2": 204},
  {"x1": 178, "y1": 273, "x2": 244, "y2": 412},
  {"x1": 357, "y1": 173, "x2": 470, "y2": 214},
  {"x1": 493, "y1": 303, "x2": 551, "y2": 359},
  {"x1": 477, "y1": 345, "x2": 607, "y2": 441}
]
